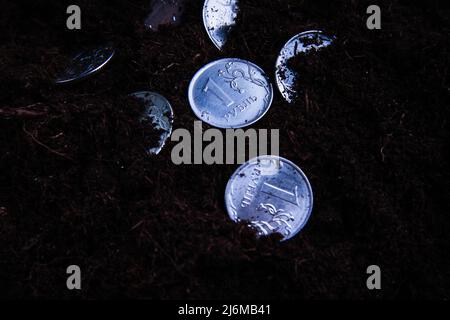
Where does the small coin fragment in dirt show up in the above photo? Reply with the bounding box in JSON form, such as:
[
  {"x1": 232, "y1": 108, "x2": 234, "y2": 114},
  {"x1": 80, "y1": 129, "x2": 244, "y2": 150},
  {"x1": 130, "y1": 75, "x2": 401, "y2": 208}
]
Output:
[{"x1": 145, "y1": 0, "x2": 186, "y2": 31}]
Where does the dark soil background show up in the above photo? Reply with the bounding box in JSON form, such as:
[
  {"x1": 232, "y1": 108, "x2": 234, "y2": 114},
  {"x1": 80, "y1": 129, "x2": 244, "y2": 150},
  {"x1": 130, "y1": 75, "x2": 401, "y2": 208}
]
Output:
[{"x1": 0, "y1": 0, "x2": 449, "y2": 299}]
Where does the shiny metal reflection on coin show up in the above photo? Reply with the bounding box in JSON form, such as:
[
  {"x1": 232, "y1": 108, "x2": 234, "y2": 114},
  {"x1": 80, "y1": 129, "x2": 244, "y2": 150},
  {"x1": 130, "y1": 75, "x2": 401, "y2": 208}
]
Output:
[
  {"x1": 203, "y1": 0, "x2": 239, "y2": 50},
  {"x1": 130, "y1": 91, "x2": 174, "y2": 155},
  {"x1": 55, "y1": 45, "x2": 115, "y2": 84},
  {"x1": 225, "y1": 155, "x2": 313, "y2": 241},
  {"x1": 275, "y1": 30, "x2": 333, "y2": 103},
  {"x1": 188, "y1": 58, "x2": 273, "y2": 128}
]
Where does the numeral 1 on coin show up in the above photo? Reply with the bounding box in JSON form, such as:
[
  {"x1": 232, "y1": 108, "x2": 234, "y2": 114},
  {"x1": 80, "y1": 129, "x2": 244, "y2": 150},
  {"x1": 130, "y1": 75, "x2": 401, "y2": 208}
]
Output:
[
  {"x1": 203, "y1": 78, "x2": 234, "y2": 107},
  {"x1": 261, "y1": 183, "x2": 300, "y2": 206}
]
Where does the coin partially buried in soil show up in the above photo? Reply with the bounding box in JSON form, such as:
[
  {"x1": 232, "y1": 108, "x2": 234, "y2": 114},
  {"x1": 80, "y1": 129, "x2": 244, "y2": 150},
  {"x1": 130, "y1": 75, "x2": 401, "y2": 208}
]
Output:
[
  {"x1": 276, "y1": 30, "x2": 333, "y2": 103},
  {"x1": 188, "y1": 58, "x2": 273, "y2": 128},
  {"x1": 55, "y1": 45, "x2": 115, "y2": 84},
  {"x1": 130, "y1": 91, "x2": 174, "y2": 155},
  {"x1": 144, "y1": 0, "x2": 185, "y2": 31},
  {"x1": 203, "y1": 0, "x2": 239, "y2": 50},
  {"x1": 225, "y1": 155, "x2": 313, "y2": 241}
]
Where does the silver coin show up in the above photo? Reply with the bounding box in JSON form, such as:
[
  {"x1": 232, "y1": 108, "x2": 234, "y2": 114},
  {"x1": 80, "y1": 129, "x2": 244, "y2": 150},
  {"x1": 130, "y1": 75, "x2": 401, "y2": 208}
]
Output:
[
  {"x1": 225, "y1": 155, "x2": 313, "y2": 241},
  {"x1": 144, "y1": 0, "x2": 184, "y2": 31},
  {"x1": 55, "y1": 45, "x2": 115, "y2": 84},
  {"x1": 188, "y1": 58, "x2": 273, "y2": 128},
  {"x1": 203, "y1": 0, "x2": 239, "y2": 50},
  {"x1": 275, "y1": 30, "x2": 333, "y2": 103},
  {"x1": 130, "y1": 91, "x2": 174, "y2": 155}
]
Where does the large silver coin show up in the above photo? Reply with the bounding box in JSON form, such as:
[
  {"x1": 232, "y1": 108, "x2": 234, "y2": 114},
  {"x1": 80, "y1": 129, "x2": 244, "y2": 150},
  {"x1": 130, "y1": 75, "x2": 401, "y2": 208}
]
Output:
[
  {"x1": 55, "y1": 45, "x2": 115, "y2": 84},
  {"x1": 188, "y1": 58, "x2": 273, "y2": 128},
  {"x1": 275, "y1": 30, "x2": 333, "y2": 103},
  {"x1": 203, "y1": 0, "x2": 239, "y2": 50},
  {"x1": 225, "y1": 155, "x2": 313, "y2": 241},
  {"x1": 130, "y1": 91, "x2": 174, "y2": 155}
]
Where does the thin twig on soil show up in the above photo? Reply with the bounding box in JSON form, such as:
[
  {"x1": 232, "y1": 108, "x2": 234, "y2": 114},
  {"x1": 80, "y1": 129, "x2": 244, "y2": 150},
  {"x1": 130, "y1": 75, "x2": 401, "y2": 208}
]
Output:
[
  {"x1": 0, "y1": 103, "x2": 48, "y2": 119},
  {"x1": 22, "y1": 124, "x2": 74, "y2": 162}
]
